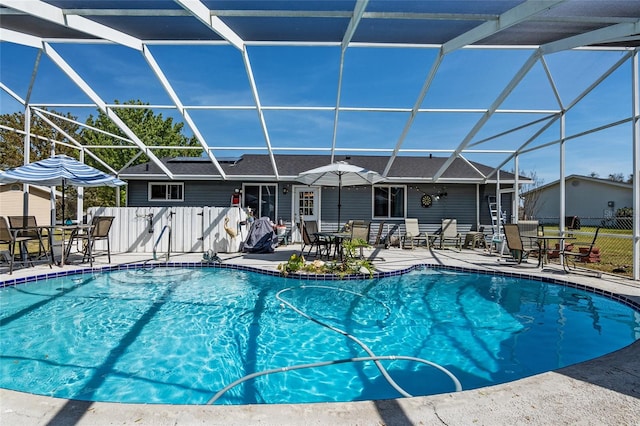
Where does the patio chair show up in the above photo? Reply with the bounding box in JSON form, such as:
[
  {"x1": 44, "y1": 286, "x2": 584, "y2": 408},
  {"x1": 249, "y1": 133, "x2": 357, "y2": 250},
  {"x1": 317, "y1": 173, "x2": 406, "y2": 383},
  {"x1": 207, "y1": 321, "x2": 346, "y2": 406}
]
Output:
[
  {"x1": 349, "y1": 221, "x2": 370, "y2": 243},
  {"x1": 0, "y1": 216, "x2": 34, "y2": 274},
  {"x1": 345, "y1": 221, "x2": 371, "y2": 259},
  {"x1": 402, "y1": 218, "x2": 429, "y2": 249},
  {"x1": 561, "y1": 227, "x2": 601, "y2": 273},
  {"x1": 518, "y1": 220, "x2": 544, "y2": 252},
  {"x1": 373, "y1": 221, "x2": 387, "y2": 248},
  {"x1": 438, "y1": 219, "x2": 462, "y2": 250},
  {"x1": 65, "y1": 216, "x2": 114, "y2": 266},
  {"x1": 503, "y1": 223, "x2": 541, "y2": 265},
  {"x1": 298, "y1": 219, "x2": 331, "y2": 258},
  {"x1": 7, "y1": 215, "x2": 48, "y2": 258}
]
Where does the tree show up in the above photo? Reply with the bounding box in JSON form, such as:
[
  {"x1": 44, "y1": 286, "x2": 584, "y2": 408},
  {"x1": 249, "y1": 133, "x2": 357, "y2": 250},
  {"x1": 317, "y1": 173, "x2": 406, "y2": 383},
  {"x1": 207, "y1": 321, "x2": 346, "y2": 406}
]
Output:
[
  {"x1": 82, "y1": 99, "x2": 203, "y2": 207},
  {"x1": 0, "y1": 109, "x2": 79, "y2": 169},
  {"x1": 608, "y1": 173, "x2": 625, "y2": 182},
  {"x1": 1, "y1": 101, "x2": 202, "y2": 211},
  {"x1": 518, "y1": 170, "x2": 544, "y2": 220}
]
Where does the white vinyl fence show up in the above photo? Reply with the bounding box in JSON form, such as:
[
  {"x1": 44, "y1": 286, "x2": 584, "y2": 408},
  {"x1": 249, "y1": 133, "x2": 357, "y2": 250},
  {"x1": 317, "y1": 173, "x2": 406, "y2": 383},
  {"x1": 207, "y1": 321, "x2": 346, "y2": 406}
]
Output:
[{"x1": 87, "y1": 206, "x2": 249, "y2": 254}]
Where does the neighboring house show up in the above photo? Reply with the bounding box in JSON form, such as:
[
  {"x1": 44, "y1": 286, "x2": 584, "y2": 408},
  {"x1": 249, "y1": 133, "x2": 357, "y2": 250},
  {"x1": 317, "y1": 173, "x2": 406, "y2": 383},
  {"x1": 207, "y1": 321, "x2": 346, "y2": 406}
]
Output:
[
  {"x1": 522, "y1": 175, "x2": 633, "y2": 223},
  {"x1": 0, "y1": 183, "x2": 59, "y2": 226},
  {"x1": 120, "y1": 154, "x2": 529, "y2": 240}
]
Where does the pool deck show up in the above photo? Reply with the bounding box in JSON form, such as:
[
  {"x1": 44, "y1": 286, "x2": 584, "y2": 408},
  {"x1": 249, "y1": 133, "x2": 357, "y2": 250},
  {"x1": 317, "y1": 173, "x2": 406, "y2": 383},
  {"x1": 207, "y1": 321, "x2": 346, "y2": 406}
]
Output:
[{"x1": 1, "y1": 246, "x2": 639, "y2": 425}]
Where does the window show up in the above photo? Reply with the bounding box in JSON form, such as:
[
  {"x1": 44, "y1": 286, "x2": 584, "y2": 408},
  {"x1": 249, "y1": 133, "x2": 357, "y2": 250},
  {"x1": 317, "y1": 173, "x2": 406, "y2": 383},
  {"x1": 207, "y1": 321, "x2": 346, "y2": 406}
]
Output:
[
  {"x1": 373, "y1": 185, "x2": 405, "y2": 218},
  {"x1": 148, "y1": 182, "x2": 184, "y2": 201},
  {"x1": 243, "y1": 184, "x2": 277, "y2": 222}
]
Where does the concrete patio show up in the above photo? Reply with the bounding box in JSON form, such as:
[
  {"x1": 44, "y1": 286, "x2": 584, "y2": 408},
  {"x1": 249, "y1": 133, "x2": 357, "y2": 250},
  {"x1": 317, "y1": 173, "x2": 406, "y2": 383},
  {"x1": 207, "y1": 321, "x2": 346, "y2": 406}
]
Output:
[{"x1": 1, "y1": 245, "x2": 639, "y2": 425}]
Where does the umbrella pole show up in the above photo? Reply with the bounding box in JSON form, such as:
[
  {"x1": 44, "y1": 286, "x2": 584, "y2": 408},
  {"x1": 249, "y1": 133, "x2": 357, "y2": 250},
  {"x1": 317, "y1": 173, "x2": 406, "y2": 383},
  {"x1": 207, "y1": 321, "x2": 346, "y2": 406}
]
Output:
[
  {"x1": 337, "y1": 174, "x2": 342, "y2": 231},
  {"x1": 61, "y1": 180, "x2": 65, "y2": 225}
]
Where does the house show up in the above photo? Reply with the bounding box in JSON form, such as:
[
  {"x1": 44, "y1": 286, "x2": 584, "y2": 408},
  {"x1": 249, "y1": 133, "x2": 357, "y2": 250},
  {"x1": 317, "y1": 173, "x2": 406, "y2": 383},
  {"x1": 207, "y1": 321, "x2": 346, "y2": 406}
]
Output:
[
  {"x1": 0, "y1": 183, "x2": 59, "y2": 226},
  {"x1": 120, "y1": 154, "x2": 528, "y2": 242},
  {"x1": 522, "y1": 175, "x2": 633, "y2": 225}
]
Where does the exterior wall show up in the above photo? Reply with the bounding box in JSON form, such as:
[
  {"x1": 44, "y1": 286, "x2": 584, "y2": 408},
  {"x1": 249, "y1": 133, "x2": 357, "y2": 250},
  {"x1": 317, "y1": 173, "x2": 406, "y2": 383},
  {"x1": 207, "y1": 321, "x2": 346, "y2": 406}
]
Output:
[
  {"x1": 127, "y1": 180, "x2": 238, "y2": 207},
  {"x1": 128, "y1": 179, "x2": 293, "y2": 220},
  {"x1": 533, "y1": 179, "x2": 632, "y2": 219},
  {"x1": 0, "y1": 185, "x2": 53, "y2": 226},
  {"x1": 126, "y1": 179, "x2": 510, "y2": 233}
]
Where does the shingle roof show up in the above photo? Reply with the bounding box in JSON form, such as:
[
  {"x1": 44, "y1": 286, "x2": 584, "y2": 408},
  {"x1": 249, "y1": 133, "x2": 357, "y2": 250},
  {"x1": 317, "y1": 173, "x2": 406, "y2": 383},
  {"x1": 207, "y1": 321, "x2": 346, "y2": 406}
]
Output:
[{"x1": 120, "y1": 154, "x2": 524, "y2": 183}]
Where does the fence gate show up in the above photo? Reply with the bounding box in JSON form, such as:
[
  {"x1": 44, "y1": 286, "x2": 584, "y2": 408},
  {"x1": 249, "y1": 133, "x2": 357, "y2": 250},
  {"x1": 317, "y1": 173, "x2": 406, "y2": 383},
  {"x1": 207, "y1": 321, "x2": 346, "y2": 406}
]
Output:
[{"x1": 87, "y1": 206, "x2": 248, "y2": 254}]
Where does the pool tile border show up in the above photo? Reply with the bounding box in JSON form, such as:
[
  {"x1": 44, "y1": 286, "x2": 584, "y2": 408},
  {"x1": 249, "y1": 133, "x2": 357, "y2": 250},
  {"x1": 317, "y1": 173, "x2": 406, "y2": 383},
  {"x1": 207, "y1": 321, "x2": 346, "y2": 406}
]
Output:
[{"x1": 2, "y1": 261, "x2": 639, "y2": 312}]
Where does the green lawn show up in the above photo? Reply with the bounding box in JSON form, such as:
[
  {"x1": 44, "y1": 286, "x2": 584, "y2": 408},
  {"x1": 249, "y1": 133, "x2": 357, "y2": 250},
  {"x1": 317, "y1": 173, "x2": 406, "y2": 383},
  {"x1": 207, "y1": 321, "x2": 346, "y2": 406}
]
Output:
[{"x1": 542, "y1": 226, "x2": 634, "y2": 276}]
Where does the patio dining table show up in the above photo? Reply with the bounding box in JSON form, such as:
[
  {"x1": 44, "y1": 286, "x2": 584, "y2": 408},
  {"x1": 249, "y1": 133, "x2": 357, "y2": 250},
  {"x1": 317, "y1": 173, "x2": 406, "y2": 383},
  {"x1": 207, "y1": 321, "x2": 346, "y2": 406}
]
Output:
[
  {"x1": 314, "y1": 231, "x2": 351, "y2": 260},
  {"x1": 1, "y1": 222, "x2": 93, "y2": 269},
  {"x1": 522, "y1": 234, "x2": 576, "y2": 268},
  {"x1": 54, "y1": 223, "x2": 93, "y2": 266}
]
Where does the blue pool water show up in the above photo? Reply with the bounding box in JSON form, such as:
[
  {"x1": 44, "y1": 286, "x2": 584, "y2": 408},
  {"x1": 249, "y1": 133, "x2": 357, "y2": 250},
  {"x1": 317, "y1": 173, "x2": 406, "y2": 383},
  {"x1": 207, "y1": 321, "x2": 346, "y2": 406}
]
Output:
[{"x1": 1, "y1": 267, "x2": 638, "y2": 405}]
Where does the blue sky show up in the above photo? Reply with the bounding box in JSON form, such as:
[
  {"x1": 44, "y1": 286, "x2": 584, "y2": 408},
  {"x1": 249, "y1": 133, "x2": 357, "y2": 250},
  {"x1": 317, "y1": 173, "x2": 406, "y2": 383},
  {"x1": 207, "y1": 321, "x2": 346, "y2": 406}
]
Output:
[{"x1": 0, "y1": 40, "x2": 634, "y2": 184}]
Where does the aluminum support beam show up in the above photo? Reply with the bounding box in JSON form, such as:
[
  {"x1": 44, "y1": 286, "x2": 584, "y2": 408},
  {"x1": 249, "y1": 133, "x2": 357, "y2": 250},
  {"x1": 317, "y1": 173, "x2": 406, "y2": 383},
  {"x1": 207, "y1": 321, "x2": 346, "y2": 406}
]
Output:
[
  {"x1": 542, "y1": 19, "x2": 640, "y2": 55},
  {"x1": 175, "y1": 0, "x2": 244, "y2": 51},
  {"x1": 242, "y1": 49, "x2": 279, "y2": 179},
  {"x1": 487, "y1": 51, "x2": 632, "y2": 182},
  {"x1": 514, "y1": 154, "x2": 519, "y2": 222},
  {"x1": 0, "y1": 0, "x2": 142, "y2": 50},
  {"x1": 433, "y1": 51, "x2": 540, "y2": 181},
  {"x1": 384, "y1": 1, "x2": 562, "y2": 178},
  {"x1": 22, "y1": 105, "x2": 30, "y2": 217},
  {"x1": 176, "y1": 0, "x2": 278, "y2": 177},
  {"x1": 141, "y1": 46, "x2": 227, "y2": 178},
  {"x1": 383, "y1": 53, "x2": 444, "y2": 177},
  {"x1": 32, "y1": 110, "x2": 118, "y2": 175},
  {"x1": 632, "y1": 49, "x2": 639, "y2": 281},
  {"x1": 42, "y1": 43, "x2": 173, "y2": 178},
  {"x1": 442, "y1": 0, "x2": 565, "y2": 54},
  {"x1": 331, "y1": 0, "x2": 369, "y2": 162},
  {"x1": 77, "y1": 151, "x2": 84, "y2": 223},
  {"x1": 559, "y1": 113, "x2": 566, "y2": 238},
  {"x1": 0, "y1": 27, "x2": 41, "y2": 48}
]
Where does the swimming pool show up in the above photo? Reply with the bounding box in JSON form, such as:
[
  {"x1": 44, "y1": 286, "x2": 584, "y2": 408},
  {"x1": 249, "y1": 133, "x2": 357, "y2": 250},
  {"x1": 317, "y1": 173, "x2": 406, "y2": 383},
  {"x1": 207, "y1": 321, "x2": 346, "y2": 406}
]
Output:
[{"x1": 1, "y1": 266, "x2": 638, "y2": 405}]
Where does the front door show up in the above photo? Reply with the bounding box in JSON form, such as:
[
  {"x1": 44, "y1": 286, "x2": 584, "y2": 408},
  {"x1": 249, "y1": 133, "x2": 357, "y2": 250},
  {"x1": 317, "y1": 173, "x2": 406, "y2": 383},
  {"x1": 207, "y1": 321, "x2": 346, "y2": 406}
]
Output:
[{"x1": 291, "y1": 186, "x2": 320, "y2": 243}]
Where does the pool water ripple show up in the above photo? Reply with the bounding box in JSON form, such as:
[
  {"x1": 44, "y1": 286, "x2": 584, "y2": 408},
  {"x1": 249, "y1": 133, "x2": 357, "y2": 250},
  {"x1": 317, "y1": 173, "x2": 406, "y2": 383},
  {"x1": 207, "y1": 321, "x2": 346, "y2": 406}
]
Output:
[{"x1": 1, "y1": 267, "x2": 638, "y2": 405}]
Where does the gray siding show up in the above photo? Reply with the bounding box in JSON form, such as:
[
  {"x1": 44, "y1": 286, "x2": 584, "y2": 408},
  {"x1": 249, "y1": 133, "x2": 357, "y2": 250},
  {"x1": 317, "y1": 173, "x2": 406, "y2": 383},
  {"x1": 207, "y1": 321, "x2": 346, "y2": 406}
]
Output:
[
  {"x1": 127, "y1": 180, "x2": 511, "y2": 234},
  {"x1": 127, "y1": 181, "x2": 238, "y2": 207}
]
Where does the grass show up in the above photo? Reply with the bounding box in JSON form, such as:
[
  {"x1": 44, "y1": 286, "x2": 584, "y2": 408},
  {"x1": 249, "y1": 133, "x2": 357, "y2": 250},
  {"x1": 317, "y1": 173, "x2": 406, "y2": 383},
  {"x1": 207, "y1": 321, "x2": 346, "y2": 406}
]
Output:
[{"x1": 542, "y1": 226, "x2": 634, "y2": 277}]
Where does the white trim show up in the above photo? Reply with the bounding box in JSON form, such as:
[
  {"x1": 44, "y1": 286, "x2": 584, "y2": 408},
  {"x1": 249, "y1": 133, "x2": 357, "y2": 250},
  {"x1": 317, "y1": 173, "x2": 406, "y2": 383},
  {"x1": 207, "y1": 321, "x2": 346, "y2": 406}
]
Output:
[
  {"x1": 372, "y1": 184, "x2": 407, "y2": 220},
  {"x1": 148, "y1": 182, "x2": 184, "y2": 202}
]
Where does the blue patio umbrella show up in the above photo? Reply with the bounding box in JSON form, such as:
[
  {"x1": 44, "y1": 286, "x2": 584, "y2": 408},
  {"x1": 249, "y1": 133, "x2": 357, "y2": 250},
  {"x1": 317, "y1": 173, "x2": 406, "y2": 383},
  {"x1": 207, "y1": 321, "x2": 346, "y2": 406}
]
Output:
[{"x1": 0, "y1": 155, "x2": 126, "y2": 221}]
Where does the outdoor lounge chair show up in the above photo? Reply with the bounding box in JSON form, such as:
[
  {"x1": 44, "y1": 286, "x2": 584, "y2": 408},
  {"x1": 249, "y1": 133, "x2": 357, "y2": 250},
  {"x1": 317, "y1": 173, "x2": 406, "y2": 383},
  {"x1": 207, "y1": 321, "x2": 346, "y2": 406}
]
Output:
[
  {"x1": 503, "y1": 223, "x2": 541, "y2": 265},
  {"x1": 0, "y1": 216, "x2": 34, "y2": 274},
  {"x1": 438, "y1": 219, "x2": 462, "y2": 250},
  {"x1": 65, "y1": 216, "x2": 114, "y2": 266},
  {"x1": 561, "y1": 226, "x2": 601, "y2": 273},
  {"x1": 402, "y1": 218, "x2": 429, "y2": 249}
]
